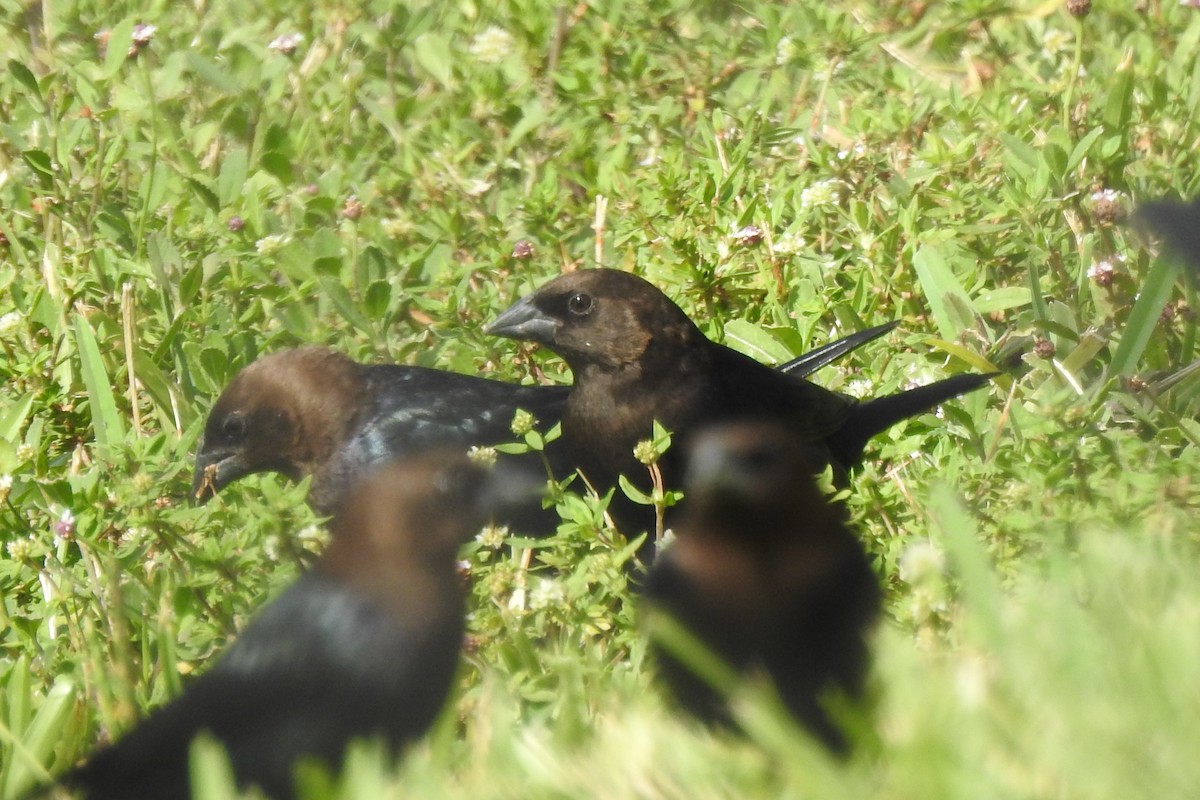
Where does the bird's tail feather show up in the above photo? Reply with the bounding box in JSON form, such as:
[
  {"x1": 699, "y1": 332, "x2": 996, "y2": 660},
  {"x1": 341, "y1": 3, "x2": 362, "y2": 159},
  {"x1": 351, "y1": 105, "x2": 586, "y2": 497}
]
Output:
[{"x1": 827, "y1": 372, "x2": 996, "y2": 469}]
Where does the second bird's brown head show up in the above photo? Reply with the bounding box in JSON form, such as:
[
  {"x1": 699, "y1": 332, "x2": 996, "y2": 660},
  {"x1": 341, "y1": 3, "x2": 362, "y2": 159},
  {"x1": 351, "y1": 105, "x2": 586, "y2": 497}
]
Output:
[
  {"x1": 486, "y1": 268, "x2": 705, "y2": 374},
  {"x1": 192, "y1": 347, "x2": 367, "y2": 503}
]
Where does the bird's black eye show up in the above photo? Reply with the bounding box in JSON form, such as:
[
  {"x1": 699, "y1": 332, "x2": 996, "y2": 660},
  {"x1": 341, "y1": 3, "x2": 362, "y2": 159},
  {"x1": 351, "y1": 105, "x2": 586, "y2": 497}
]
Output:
[
  {"x1": 566, "y1": 292, "x2": 595, "y2": 317},
  {"x1": 221, "y1": 414, "x2": 247, "y2": 442}
]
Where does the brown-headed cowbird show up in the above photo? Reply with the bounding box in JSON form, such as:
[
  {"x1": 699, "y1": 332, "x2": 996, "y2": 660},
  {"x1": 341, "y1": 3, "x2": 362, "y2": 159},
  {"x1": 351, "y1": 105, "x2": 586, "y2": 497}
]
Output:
[
  {"x1": 486, "y1": 268, "x2": 992, "y2": 511},
  {"x1": 192, "y1": 325, "x2": 899, "y2": 520},
  {"x1": 643, "y1": 423, "x2": 880, "y2": 752},
  {"x1": 1132, "y1": 197, "x2": 1200, "y2": 272},
  {"x1": 191, "y1": 347, "x2": 570, "y2": 519},
  {"x1": 63, "y1": 453, "x2": 526, "y2": 800}
]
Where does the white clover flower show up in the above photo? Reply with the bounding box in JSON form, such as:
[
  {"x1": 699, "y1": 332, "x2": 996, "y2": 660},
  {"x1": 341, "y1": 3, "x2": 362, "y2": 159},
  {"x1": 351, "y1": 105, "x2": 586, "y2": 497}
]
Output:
[
  {"x1": 467, "y1": 446, "x2": 498, "y2": 467},
  {"x1": 476, "y1": 524, "x2": 508, "y2": 549},
  {"x1": 263, "y1": 534, "x2": 282, "y2": 561},
  {"x1": 773, "y1": 230, "x2": 806, "y2": 255},
  {"x1": 901, "y1": 362, "x2": 940, "y2": 392},
  {"x1": 119, "y1": 526, "x2": 143, "y2": 546},
  {"x1": 1041, "y1": 29, "x2": 1072, "y2": 56},
  {"x1": 799, "y1": 179, "x2": 842, "y2": 210},
  {"x1": 296, "y1": 524, "x2": 329, "y2": 550},
  {"x1": 255, "y1": 234, "x2": 289, "y2": 255},
  {"x1": 469, "y1": 26, "x2": 514, "y2": 64},
  {"x1": 775, "y1": 35, "x2": 798, "y2": 66},
  {"x1": 0, "y1": 311, "x2": 21, "y2": 337},
  {"x1": 6, "y1": 537, "x2": 31, "y2": 560},
  {"x1": 844, "y1": 379, "x2": 873, "y2": 399},
  {"x1": 898, "y1": 540, "x2": 946, "y2": 585},
  {"x1": 529, "y1": 578, "x2": 565, "y2": 610},
  {"x1": 16, "y1": 443, "x2": 34, "y2": 463},
  {"x1": 464, "y1": 178, "x2": 493, "y2": 197}
]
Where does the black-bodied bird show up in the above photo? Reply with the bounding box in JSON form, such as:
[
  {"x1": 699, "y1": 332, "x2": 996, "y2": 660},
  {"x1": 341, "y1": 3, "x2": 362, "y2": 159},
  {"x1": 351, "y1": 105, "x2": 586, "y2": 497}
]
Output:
[
  {"x1": 63, "y1": 454, "x2": 524, "y2": 800},
  {"x1": 643, "y1": 422, "x2": 881, "y2": 752},
  {"x1": 486, "y1": 268, "x2": 992, "y2": 506},
  {"x1": 192, "y1": 324, "x2": 899, "y2": 519}
]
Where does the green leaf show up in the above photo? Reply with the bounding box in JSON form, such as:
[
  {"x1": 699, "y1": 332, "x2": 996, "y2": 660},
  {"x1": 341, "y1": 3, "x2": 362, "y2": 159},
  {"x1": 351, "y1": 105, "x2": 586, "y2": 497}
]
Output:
[
  {"x1": 73, "y1": 313, "x2": 127, "y2": 458},
  {"x1": 972, "y1": 287, "x2": 1031, "y2": 314},
  {"x1": 413, "y1": 33, "x2": 454, "y2": 87},
  {"x1": 618, "y1": 474, "x2": 654, "y2": 505},
  {"x1": 1102, "y1": 55, "x2": 1134, "y2": 131},
  {"x1": 1, "y1": 679, "x2": 74, "y2": 798},
  {"x1": 1066, "y1": 127, "x2": 1105, "y2": 174},
  {"x1": 912, "y1": 244, "x2": 974, "y2": 340},
  {"x1": 189, "y1": 735, "x2": 240, "y2": 800},
  {"x1": 8, "y1": 60, "x2": 40, "y2": 102},
  {"x1": 21, "y1": 150, "x2": 53, "y2": 188},
  {"x1": 184, "y1": 51, "x2": 239, "y2": 94},
  {"x1": 0, "y1": 393, "x2": 35, "y2": 444},
  {"x1": 722, "y1": 319, "x2": 794, "y2": 364},
  {"x1": 103, "y1": 19, "x2": 135, "y2": 77},
  {"x1": 260, "y1": 152, "x2": 293, "y2": 184},
  {"x1": 218, "y1": 147, "x2": 248, "y2": 206},
  {"x1": 1109, "y1": 257, "x2": 1179, "y2": 376}
]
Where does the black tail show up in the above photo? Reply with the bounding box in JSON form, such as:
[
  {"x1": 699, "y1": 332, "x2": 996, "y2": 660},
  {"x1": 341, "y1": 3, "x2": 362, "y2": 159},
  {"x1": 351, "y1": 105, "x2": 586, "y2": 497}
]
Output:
[
  {"x1": 777, "y1": 321, "x2": 900, "y2": 378},
  {"x1": 826, "y1": 372, "x2": 997, "y2": 469}
]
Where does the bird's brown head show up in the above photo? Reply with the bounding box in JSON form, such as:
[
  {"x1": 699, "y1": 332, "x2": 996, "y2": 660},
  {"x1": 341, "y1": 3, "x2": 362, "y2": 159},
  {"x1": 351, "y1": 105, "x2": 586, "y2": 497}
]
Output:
[
  {"x1": 319, "y1": 454, "x2": 544, "y2": 605},
  {"x1": 682, "y1": 422, "x2": 827, "y2": 533},
  {"x1": 485, "y1": 269, "x2": 703, "y2": 373},
  {"x1": 192, "y1": 347, "x2": 368, "y2": 503}
]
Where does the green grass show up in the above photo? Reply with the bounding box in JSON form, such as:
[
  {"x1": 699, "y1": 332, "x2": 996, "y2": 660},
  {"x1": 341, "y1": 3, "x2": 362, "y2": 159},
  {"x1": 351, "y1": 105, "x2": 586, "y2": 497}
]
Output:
[{"x1": 2, "y1": 0, "x2": 1200, "y2": 797}]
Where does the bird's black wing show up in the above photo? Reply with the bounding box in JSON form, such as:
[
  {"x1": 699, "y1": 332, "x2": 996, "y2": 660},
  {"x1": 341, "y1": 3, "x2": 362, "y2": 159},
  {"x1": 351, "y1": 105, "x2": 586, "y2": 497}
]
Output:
[
  {"x1": 776, "y1": 321, "x2": 900, "y2": 378},
  {"x1": 316, "y1": 366, "x2": 569, "y2": 515}
]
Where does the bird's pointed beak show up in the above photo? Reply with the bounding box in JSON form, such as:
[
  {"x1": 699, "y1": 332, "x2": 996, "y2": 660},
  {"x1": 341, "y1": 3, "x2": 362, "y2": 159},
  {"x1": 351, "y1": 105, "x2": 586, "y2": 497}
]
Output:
[
  {"x1": 192, "y1": 445, "x2": 250, "y2": 504},
  {"x1": 485, "y1": 294, "x2": 557, "y2": 344}
]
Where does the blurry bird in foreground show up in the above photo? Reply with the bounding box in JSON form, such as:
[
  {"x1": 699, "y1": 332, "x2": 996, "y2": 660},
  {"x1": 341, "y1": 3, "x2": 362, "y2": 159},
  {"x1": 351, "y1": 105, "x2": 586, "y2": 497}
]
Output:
[
  {"x1": 1131, "y1": 196, "x2": 1200, "y2": 273},
  {"x1": 60, "y1": 454, "x2": 530, "y2": 800},
  {"x1": 191, "y1": 324, "x2": 899, "y2": 522},
  {"x1": 643, "y1": 423, "x2": 881, "y2": 752}
]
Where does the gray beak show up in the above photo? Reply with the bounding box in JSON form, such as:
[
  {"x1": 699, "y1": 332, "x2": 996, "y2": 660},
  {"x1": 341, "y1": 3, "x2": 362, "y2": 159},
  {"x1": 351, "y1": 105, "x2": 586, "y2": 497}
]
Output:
[{"x1": 485, "y1": 294, "x2": 558, "y2": 344}]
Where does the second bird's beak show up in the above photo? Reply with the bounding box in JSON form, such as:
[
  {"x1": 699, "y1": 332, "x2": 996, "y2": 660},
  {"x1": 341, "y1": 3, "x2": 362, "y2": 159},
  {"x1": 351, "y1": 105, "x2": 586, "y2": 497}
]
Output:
[{"x1": 485, "y1": 294, "x2": 557, "y2": 344}]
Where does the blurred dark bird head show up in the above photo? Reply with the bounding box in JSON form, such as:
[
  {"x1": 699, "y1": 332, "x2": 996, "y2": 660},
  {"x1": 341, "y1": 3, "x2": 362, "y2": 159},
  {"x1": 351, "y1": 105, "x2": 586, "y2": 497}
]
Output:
[
  {"x1": 682, "y1": 422, "x2": 828, "y2": 533},
  {"x1": 193, "y1": 347, "x2": 366, "y2": 503},
  {"x1": 1131, "y1": 197, "x2": 1200, "y2": 273},
  {"x1": 486, "y1": 268, "x2": 703, "y2": 372},
  {"x1": 319, "y1": 453, "x2": 543, "y2": 605}
]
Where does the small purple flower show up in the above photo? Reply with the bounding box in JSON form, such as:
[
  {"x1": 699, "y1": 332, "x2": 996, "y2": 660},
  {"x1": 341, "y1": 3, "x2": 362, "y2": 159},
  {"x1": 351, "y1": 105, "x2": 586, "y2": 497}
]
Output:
[
  {"x1": 227, "y1": 216, "x2": 245, "y2": 232},
  {"x1": 511, "y1": 239, "x2": 536, "y2": 260},
  {"x1": 1087, "y1": 259, "x2": 1117, "y2": 287},
  {"x1": 132, "y1": 23, "x2": 157, "y2": 46},
  {"x1": 732, "y1": 224, "x2": 764, "y2": 246},
  {"x1": 1090, "y1": 189, "x2": 1124, "y2": 225},
  {"x1": 268, "y1": 33, "x2": 304, "y2": 56},
  {"x1": 54, "y1": 508, "x2": 75, "y2": 541},
  {"x1": 127, "y1": 23, "x2": 157, "y2": 58},
  {"x1": 342, "y1": 195, "x2": 364, "y2": 220}
]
